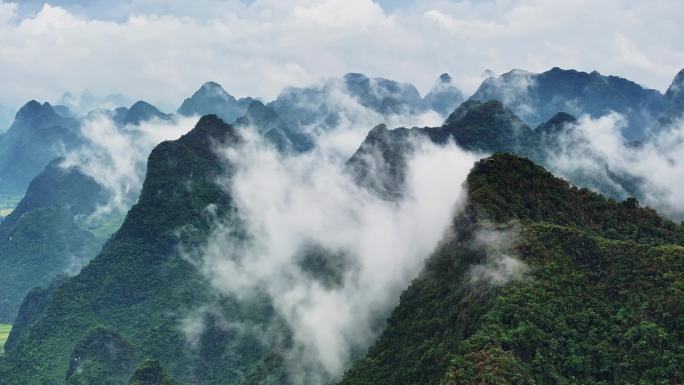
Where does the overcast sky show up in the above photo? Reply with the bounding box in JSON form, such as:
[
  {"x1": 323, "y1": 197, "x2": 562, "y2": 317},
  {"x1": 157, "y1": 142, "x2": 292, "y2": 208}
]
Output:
[{"x1": 0, "y1": 0, "x2": 683, "y2": 112}]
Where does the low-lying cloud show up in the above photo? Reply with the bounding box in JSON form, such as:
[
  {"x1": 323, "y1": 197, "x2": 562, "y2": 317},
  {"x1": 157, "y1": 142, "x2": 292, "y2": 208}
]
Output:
[
  {"x1": 274, "y1": 76, "x2": 444, "y2": 157},
  {"x1": 191, "y1": 125, "x2": 480, "y2": 384},
  {"x1": 548, "y1": 114, "x2": 684, "y2": 220},
  {"x1": 60, "y1": 113, "x2": 197, "y2": 218},
  {"x1": 469, "y1": 223, "x2": 527, "y2": 286}
]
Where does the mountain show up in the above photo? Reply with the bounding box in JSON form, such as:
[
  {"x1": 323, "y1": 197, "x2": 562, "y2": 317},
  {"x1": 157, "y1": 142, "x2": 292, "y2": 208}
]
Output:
[
  {"x1": 267, "y1": 73, "x2": 425, "y2": 136},
  {"x1": 122, "y1": 101, "x2": 173, "y2": 125},
  {"x1": 0, "y1": 159, "x2": 108, "y2": 323},
  {"x1": 665, "y1": 68, "x2": 684, "y2": 107},
  {"x1": 348, "y1": 99, "x2": 648, "y2": 203},
  {"x1": 534, "y1": 111, "x2": 577, "y2": 136},
  {"x1": 181, "y1": 74, "x2": 465, "y2": 141},
  {"x1": 0, "y1": 101, "x2": 83, "y2": 195},
  {"x1": 423, "y1": 73, "x2": 464, "y2": 116},
  {"x1": 347, "y1": 100, "x2": 544, "y2": 198},
  {"x1": 470, "y1": 67, "x2": 666, "y2": 139},
  {"x1": 234, "y1": 100, "x2": 313, "y2": 152},
  {"x1": 177, "y1": 81, "x2": 254, "y2": 123},
  {"x1": 3, "y1": 275, "x2": 67, "y2": 353},
  {"x1": 340, "y1": 153, "x2": 684, "y2": 385},
  {"x1": 430, "y1": 100, "x2": 540, "y2": 158},
  {"x1": 3, "y1": 122, "x2": 682, "y2": 385},
  {"x1": 339, "y1": 72, "x2": 423, "y2": 115},
  {"x1": 0, "y1": 116, "x2": 280, "y2": 385},
  {"x1": 661, "y1": 68, "x2": 684, "y2": 124},
  {"x1": 106, "y1": 101, "x2": 173, "y2": 126},
  {"x1": 345, "y1": 124, "x2": 416, "y2": 199}
]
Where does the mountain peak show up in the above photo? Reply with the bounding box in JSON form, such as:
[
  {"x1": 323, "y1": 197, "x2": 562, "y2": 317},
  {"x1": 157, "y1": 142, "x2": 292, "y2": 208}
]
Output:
[
  {"x1": 244, "y1": 100, "x2": 278, "y2": 122},
  {"x1": 543, "y1": 111, "x2": 577, "y2": 126},
  {"x1": 201, "y1": 81, "x2": 222, "y2": 89},
  {"x1": 444, "y1": 99, "x2": 485, "y2": 125},
  {"x1": 343, "y1": 72, "x2": 370, "y2": 83},
  {"x1": 190, "y1": 81, "x2": 236, "y2": 103},
  {"x1": 481, "y1": 69, "x2": 496, "y2": 79},
  {"x1": 504, "y1": 68, "x2": 534, "y2": 77},
  {"x1": 129, "y1": 100, "x2": 157, "y2": 111},
  {"x1": 535, "y1": 112, "x2": 578, "y2": 135},
  {"x1": 177, "y1": 81, "x2": 248, "y2": 122},
  {"x1": 197, "y1": 81, "x2": 233, "y2": 98},
  {"x1": 15, "y1": 100, "x2": 58, "y2": 122},
  {"x1": 424, "y1": 73, "x2": 464, "y2": 116},
  {"x1": 665, "y1": 67, "x2": 684, "y2": 99},
  {"x1": 124, "y1": 100, "x2": 169, "y2": 125},
  {"x1": 128, "y1": 100, "x2": 161, "y2": 114},
  {"x1": 471, "y1": 66, "x2": 663, "y2": 140}
]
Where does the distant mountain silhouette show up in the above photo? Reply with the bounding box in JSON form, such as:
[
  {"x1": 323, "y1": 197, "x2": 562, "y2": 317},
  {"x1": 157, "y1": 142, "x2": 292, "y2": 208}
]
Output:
[
  {"x1": 470, "y1": 67, "x2": 666, "y2": 139},
  {"x1": 177, "y1": 81, "x2": 254, "y2": 123},
  {"x1": 423, "y1": 73, "x2": 464, "y2": 116},
  {"x1": 0, "y1": 101, "x2": 83, "y2": 194}
]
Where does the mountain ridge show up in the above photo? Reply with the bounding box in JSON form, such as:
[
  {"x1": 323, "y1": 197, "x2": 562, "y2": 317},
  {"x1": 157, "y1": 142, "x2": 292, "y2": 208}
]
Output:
[
  {"x1": 340, "y1": 153, "x2": 684, "y2": 385},
  {"x1": 470, "y1": 66, "x2": 668, "y2": 139}
]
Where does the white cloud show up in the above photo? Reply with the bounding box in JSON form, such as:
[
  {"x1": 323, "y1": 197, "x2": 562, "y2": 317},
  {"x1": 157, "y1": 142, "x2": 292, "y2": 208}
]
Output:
[
  {"x1": 548, "y1": 114, "x2": 684, "y2": 220},
  {"x1": 469, "y1": 223, "x2": 527, "y2": 286},
  {"x1": 60, "y1": 113, "x2": 197, "y2": 217},
  {"x1": 0, "y1": 0, "x2": 682, "y2": 111},
  {"x1": 188, "y1": 124, "x2": 480, "y2": 384}
]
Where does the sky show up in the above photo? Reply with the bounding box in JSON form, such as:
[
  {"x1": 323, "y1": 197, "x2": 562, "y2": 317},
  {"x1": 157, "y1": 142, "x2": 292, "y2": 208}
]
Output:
[{"x1": 0, "y1": 0, "x2": 683, "y2": 112}]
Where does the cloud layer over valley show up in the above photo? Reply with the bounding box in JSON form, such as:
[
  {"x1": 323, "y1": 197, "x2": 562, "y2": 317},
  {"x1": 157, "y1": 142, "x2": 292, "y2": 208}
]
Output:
[{"x1": 189, "y1": 124, "x2": 481, "y2": 384}]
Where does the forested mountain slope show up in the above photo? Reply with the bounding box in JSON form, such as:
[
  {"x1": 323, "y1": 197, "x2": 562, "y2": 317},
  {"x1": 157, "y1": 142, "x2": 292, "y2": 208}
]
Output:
[
  {"x1": 0, "y1": 159, "x2": 107, "y2": 323},
  {"x1": 0, "y1": 115, "x2": 277, "y2": 385},
  {"x1": 340, "y1": 153, "x2": 684, "y2": 385}
]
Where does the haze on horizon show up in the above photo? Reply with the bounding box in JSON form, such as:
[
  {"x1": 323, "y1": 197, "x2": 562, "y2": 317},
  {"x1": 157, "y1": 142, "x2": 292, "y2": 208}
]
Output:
[{"x1": 0, "y1": 0, "x2": 683, "y2": 113}]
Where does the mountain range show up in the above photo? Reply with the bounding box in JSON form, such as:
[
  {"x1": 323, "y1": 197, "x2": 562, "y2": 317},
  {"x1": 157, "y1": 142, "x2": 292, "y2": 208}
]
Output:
[
  {"x1": 177, "y1": 81, "x2": 256, "y2": 124},
  {"x1": 2, "y1": 66, "x2": 681, "y2": 198},
  {"x1": 341, "y1": 153, "x2": 684, "y2": 385},
  {"x1": 470, "y1": 67, "x2": 674, "y2": 140},
  {"x1": 1, "y1": 109, "x2": 683, "y2": 384},
  {"x1": 0, "y1": 66, "x2": 683, "y2": 385}
]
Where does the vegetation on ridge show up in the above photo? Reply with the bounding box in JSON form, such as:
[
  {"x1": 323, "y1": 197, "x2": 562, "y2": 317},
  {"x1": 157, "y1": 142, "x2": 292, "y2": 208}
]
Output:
[{"x1": 340, "y1": 153, "x2": 684, "y2": 385}]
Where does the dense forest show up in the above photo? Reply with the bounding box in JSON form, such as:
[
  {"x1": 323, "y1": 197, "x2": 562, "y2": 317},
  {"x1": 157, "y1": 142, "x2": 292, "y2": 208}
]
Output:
[{"x1": 340, "y1": 154, "x2": 684, "y2": 385}]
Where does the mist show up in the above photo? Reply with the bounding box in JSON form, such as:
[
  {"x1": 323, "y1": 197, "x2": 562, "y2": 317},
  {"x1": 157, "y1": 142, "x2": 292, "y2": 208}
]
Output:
[
  {"x1": 190, "y1": 123, "x2": 480, "y2": 384},
  {"x1": 60, "y1": 113, "x2": 198, "y2": 218},
  {"x1": 547, "y1": 114, "x2": 684, "y2": 220},
  {"x1": 271, "y1": 74, "x2": 445, "y2": 157},
  {"x1": 469, "y1": 223, "x2": 527, "y2": 286}
]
